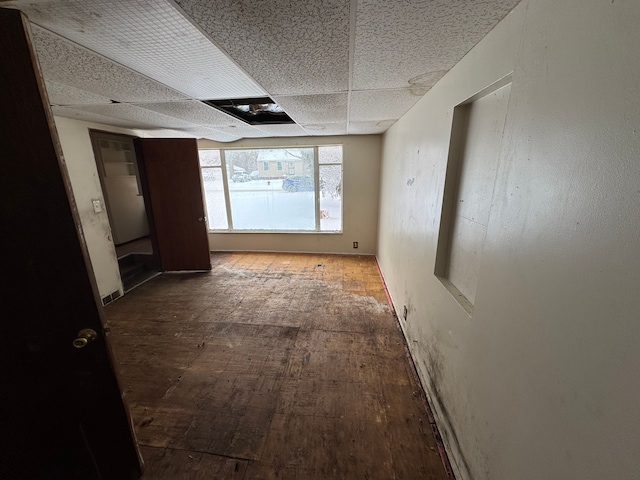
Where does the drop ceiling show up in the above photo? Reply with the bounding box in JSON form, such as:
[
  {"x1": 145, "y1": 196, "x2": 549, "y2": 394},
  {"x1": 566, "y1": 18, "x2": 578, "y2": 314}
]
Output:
[{"x1": 3, "y1": 0, "x2": 520, "y2": 142}]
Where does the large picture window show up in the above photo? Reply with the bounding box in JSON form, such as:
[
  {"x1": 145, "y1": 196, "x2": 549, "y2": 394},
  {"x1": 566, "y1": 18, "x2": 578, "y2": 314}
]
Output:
[{"x1": 199, "y1": 146, "x2": 343, "y2": 232}]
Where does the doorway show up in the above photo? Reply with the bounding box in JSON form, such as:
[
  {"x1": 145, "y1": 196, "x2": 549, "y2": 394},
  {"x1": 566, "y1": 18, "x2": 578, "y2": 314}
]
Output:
[{"x1": 90, "y1": 130, "x2": 160, "y2": 292}]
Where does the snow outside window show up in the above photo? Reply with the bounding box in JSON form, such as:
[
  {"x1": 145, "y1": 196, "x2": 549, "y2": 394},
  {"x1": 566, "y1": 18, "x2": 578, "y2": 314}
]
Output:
[
  {"x1": 198, "y1": 149, "x2": 228, "y2": 229},
  {"x1": 199, "y1": 146, "x2": 342, "y2": 233}
]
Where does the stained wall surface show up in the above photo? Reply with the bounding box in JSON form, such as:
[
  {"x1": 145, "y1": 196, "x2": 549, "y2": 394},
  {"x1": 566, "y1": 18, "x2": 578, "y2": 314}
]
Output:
[{"x1": 376, "y1": 1, "x2": 640, "y2": 479}]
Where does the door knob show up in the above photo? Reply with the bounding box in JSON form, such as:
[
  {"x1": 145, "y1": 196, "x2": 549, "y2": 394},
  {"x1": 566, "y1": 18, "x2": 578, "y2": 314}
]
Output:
[{"x1": 73, "y1": 328, "x2": 98, "y2": 349}]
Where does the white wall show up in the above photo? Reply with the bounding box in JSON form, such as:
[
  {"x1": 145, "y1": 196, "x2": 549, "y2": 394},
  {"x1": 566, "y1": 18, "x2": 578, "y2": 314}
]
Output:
[
  {"x1": 56, "y1": 121, "x2": 380, "y2": 297},
  {"x1": 54, "y1": 116, "x2": 147, "y2": 299},
  {"x1": 377, "y1": 1, "x2": 640, "y2": 479},
  {"x1": 199, "y1": 135, "x2": 381, "y2": 255}
]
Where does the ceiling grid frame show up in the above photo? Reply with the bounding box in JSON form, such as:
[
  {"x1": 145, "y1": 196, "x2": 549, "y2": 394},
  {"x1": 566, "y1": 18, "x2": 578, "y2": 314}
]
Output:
[
  {"x1": 346, "y1": 0, "x2": 358, "y2": 135},
  {"x1": 3, "y1": 0, "x2": 521, "y2": 141}
]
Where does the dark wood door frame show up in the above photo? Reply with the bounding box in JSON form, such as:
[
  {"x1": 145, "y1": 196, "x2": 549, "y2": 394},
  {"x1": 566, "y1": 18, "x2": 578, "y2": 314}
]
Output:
[{"x1": 0, "y1": 8, "x2": 142, "y2": 478}]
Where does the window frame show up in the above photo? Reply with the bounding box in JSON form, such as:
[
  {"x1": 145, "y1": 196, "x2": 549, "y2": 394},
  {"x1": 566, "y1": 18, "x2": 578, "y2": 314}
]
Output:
[{"x1": 199, "y1": 145, "x2": 343, "y2": 234}]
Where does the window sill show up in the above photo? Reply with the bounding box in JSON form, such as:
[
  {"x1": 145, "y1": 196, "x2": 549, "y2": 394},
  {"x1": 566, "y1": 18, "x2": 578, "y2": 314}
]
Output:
[{"x1": 207, "y1": 229, "x2": 343, "y2": 235}]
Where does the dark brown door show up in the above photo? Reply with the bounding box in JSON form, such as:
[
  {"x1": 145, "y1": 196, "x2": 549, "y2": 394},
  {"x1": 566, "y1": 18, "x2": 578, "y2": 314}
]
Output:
[
  {"x1": 0, "y1": 9, "x2": 142, "y2": 479},
  {"x1": 135, "y1": 138, "x2": 211, "y2": 271}
]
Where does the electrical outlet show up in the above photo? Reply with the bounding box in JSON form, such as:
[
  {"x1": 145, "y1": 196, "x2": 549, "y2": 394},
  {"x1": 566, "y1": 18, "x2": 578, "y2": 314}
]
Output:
[
  {"x1": 403, "y1": 305, "x2": 408, "y2": 320},
  {"x1": 92, "y1": 199, "x2": 103, "y2": 213},
  {"x1": 353, "y1": 241, "x2": 358, "y2": 249}
]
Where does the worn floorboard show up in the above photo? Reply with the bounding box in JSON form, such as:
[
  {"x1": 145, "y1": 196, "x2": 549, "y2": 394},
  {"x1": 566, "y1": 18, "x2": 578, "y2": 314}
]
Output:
[{"x1": 105, "y1": 252, "x2": 449, "y2": 479}]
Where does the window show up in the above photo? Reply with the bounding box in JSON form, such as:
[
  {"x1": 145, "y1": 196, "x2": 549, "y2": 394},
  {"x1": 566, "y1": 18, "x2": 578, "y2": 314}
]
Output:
[
  {"x1": 199, "y1": 149, "x2": 228, "y2": 230},
  {"x1": 199, "y1": 146, "x2": 343, "y2": 232}
]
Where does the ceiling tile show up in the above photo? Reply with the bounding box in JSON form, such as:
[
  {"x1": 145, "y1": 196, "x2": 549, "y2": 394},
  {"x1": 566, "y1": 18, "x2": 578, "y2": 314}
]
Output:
[
  {"x1": 301, "y1": 123, "x2": 348, "y2": 136},
  {"x1": 74, "y1": 104, "x2": 198, "y2": 129},
  {"x1": 347, "y1": 120, "x2": 396, "y2": 135},
  {"x1": 353, "y1": 0, "x2": 519, "y2": 90},
  {"x1": 213, "y1": 125, "x2": 271, "y2": 138},
  {"x1": 174, "y1": 0, "x2": 351, "y2": 95},
  {"x1": 253, "y1": 124, "x2": 309, "y2": 137},
  {"x1": 349, "y1": 89, "x2": 421, "y2": 122},
  {"x1": 135, "y1": 101, "x2": 269, "y2": 137},
  {"x1": 19, "y1": 0, "x2": 521, "y2": 140},
  {"x1": 273, "y1": 94, "x2": 348, "y2": 125},
  {"x1": 45, "y1": 81, "x2": 112, "y2": 106},
  {"x1": 181, "y1": 127, "x2": 242, "y2": 143},
  {"x1": 133, "y1": 101, "x2": 248, "y2": 127},
  {"x1": 9, "y1": 0, "x2": 265, "y2": 100},
  {"x1": 51, "y1": 106, "x2": 156, "y2": 129},
  {"x1": 143, "y1": 129, "x2": 200, "y2": 138},
  {"x1": 31, "y1": 25, "x2": 189, "y2": 103}
]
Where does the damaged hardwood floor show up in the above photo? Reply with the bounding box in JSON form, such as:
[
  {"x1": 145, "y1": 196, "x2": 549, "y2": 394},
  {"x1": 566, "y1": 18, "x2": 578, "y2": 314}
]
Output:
[{"x1": 105, "y1": 252, "x2": 450, "y2": 479}]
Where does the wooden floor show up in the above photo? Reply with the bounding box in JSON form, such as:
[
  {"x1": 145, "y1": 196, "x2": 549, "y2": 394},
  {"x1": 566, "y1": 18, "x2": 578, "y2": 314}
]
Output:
[{"x1": 105, "y1": 252, "x2": 450, "y2": 479}]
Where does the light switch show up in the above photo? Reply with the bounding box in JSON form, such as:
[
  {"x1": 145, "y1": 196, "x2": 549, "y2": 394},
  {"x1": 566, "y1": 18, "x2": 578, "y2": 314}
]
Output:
[{"x1": 92, "y1": 199, "x2": 103, "y2": 213}]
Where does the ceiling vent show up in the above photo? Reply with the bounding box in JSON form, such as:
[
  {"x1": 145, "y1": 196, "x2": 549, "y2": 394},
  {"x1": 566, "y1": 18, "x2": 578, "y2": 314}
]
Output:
[{"x1": 202, "y1": 97, "x2": 294, "y2": 125}]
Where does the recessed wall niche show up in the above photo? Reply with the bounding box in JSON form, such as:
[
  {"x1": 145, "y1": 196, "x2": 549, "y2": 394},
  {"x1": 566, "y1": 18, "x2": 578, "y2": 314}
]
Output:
[{"x1": 434, "y1": 75, "x2": 512, "y2": 315}]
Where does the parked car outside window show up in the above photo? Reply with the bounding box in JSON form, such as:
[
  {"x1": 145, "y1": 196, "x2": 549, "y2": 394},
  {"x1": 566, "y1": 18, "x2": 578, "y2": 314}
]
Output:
[
  {"x1": 232, "y1": 172, "x2": 250, "y2": 182},
  {"x1": 282, "y1": 175, "x2": 314, "y2": 192}
]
